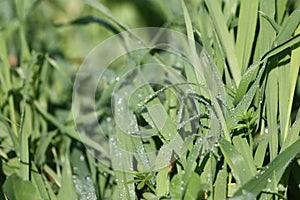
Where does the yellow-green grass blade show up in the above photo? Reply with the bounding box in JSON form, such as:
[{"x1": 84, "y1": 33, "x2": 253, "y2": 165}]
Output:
[
  {"x1": 265, "y1": 61, "x2": 279, "y2": 161},
  {"x1": 275, "y1": 8, "x2": 300, "y2": 45},
  {"x1": 19, "y1": 53, "x2": 38, "y2": 180},
  {"x1": 281, "y1": 25, "x2": 300, "y2": 143},
  {"x1": 258, "y1": 0, "x2": 276, "y2": 56},
  {"x1": 205, "y1": 0, "x2": 241, "y2": 86},
  {"x1": 276, "y1": 0, "x2": 288, "y2": 24},
  {"x1": 235, "y1": 0, "x2": 259, "y2": 73},
  {"x1": 156, "y1": 167, "x2": 169, "y2": 196},
  {"x1": 213, "y1": 169, "x2": 228, "y2": 200},
  {"x1": 0, "y1": 31, "x2": 18, "y2": 136}
]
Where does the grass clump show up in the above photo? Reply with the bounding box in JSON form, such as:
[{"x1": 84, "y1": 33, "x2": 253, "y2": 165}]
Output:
[{"x1": 0, "y1": 0, "x2": 300, "y2": 199}]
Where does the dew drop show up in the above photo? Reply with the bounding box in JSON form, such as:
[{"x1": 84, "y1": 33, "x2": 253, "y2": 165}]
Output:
[
  {"x1": 267, "y1": 178, "x2": 271, "y2": 183},
  {"x1": 80, "y1": 155, "x2": 85, "y2": 161}
]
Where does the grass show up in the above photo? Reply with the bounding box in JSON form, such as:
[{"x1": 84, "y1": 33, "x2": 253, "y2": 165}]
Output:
[{"x1": 0, "y1": 0, "x2": 300, "y2": 199}]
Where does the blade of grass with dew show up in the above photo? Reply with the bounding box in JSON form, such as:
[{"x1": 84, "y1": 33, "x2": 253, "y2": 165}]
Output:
[
  {"x1": 111, "y1": 129, "x2": 135, "y2": 200},
  {"x1": 235, "y1": 0, "x2": 258, "y2": 74},
  {"x1": 219, "y1": 138, "x2": 255, "y2": 187},
  {"x1": 205, "y1": 0, "x2": 241, "y2": 86},
  {"x1": 234, "y1": 138, "x2": 300, "y2": 196},
  {"x1": 182, "y1": 0, "x2": 231, "y2": 142}
]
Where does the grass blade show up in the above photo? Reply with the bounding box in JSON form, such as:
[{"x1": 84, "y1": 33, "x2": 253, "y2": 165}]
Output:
[
  {"x1": 235, "y1": 0, "x2": 259, "y2": 73},
  {"x1": 219, "y1": 138, "x2": 254, "y2": 186},
  {"x1": 234, "y1": 139, "x2": 300, "y2": 196},
  {"x1": 205, "y1": 0, "x2": 241, "y2": 86}
]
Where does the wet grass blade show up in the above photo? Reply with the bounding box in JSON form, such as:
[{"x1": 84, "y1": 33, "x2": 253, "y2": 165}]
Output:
[{"x1": 234, "y1": 139, "x2": 300, "y2": 196}]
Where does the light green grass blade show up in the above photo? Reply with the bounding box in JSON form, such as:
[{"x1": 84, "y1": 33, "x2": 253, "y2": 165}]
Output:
[
  {"x1": 181, "y1": 137, "x2": 203, "y2": 197},
  {"x1": 57, "y1": 143, "x2": 78, "y2": 200},
  {"x1": 0, "y1": 31, "x2": 18, "y2": 136},
  {"x1": 232, "y1": 136, "x2": 256, "y2": 176},
  {"x1": 265, "y1": 63, "x2": 279, "y2": 160},
  {"x1": 31, "y1": 163, "x2": 50, "y2": 200},
  {"x1": 276, "y1": 0, "x2": 288, "y2": 24},
  {"x1": 213, "y1": 169, "x2": 228, "y2": 200},
  {"x1": 205, "y1": 0, "x2": 241, "y2": 86},
  {"x1": 281, "y1": 25, "x2": 300, "y2": 143},
  {"x1": 281, "y1": 111, "x2": 300, "y2": 151},
  {"x1": 259, "y1": 0, "x2": 276, "y2": 56},
  {"x1": 19, "y1": 53, "x2": 38, "y2": 180},
  {"x1": 229, "y1": 64, "x2": 265, "y2": 128},
  {"x1": 235, "y1": 0, "x2": 259, "y2": 73},
  {"x1": 275, "y1": 8, "x2": 300, "y2": 45},
  {"x1": 156, "y1": 167, "x2": 169, "y2": 196},
  {"x1": 235, "y1": 33, "x2": 300, "y2": 105},
  {"x1": 219, "y1": 138, "x2": 254, "y2": 186},
  {"x1": 234, "y1": 138, "x2": 300, "y2": 196}
]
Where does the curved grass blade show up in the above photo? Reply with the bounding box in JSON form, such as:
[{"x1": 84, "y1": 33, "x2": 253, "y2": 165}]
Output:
[{"x1": 234, "y1": 139, "x2": 300, "y2": 196}]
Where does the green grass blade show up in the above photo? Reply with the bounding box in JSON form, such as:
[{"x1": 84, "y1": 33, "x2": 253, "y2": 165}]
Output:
[
  {"x1": 265, "y1": 62, "x2": 279, "y2": 160},
  {"x1": 219, "y1": 138, "x2": 254, "y2": 186},
  {"x1": 275, "y1": 8, "x2": 300, "y2": 44},
  {"x1": 234, "y1": 138, "x2": 300, "y2": 196},
  {"x1": 235, "y1": 33, "x2": 300, "y2": 105},
  {"x1": 235, "y1": 0, "x2": 259, "y2": 73},
  {"x1": 156, "y1": 167, "x2": 169, "y2": 196},
  {"x1": 213, "y1": 169, "x2": 228, "y2": 200},
  {"x1": 281, "y1": 25, "x2": 300, "y2": 143},
  {"x1": 232, "y1": 136, "x2": 256, "y2": 176},
  {"x1": 19, "y1": 53, "x2": 38, "y2": 180},
  {"x1": 258, "y1": 0, "x2": 276, "y2": 56},
  {"x1": 205, "y1": 0, "x2": 241, "y2": 86},
  {"x1": 276, "y1": 0, "x2": 288, "y2": 24}
]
